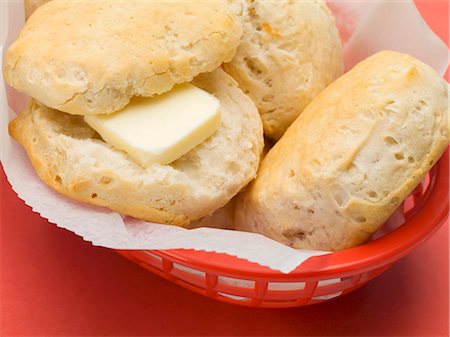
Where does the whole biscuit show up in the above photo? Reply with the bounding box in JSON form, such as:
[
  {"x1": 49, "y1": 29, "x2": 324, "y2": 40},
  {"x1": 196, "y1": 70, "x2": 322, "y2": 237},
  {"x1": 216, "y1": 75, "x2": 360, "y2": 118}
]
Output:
[
  {"x1": 9, "y1": 69, "x2": 264, "y2": 226},
  {"x1": 4, "y1": 1, "x2": 242, "y2": 115},
  {"x1": 235, "y1": 51, "x2": 449, "y2": 250},
  {"x1": 224, "y1": 0, "x2": 343, "y2": 140}
]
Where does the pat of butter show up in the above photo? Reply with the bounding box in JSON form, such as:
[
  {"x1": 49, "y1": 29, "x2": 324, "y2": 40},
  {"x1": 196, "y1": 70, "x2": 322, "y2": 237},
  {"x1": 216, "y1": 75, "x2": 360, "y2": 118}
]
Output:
[{"x1": 84, "y1": 84, "x2": 220, "y2": 167}]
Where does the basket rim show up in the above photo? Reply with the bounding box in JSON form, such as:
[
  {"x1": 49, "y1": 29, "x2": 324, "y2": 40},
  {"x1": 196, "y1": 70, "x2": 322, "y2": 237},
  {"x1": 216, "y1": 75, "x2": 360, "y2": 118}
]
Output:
[{"x1": 146, "y1": 148, "x2": 449, "y2": 279}]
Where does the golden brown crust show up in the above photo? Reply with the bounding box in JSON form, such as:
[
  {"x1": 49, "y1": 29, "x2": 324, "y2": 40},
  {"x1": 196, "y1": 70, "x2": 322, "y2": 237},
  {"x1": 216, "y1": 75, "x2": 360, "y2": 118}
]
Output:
[
  {"x1": 9, "y1": 69, "x2": 264, "y2": 226},
  {"x1": 235, "y1": 51, "x2": 449, "y2": 251},
  {"x1": 4, "y1": 1, "x2": 242, "y2": 116},
  {"x1": 24, "y1": 0, "x2": 52, "y2": 19}
]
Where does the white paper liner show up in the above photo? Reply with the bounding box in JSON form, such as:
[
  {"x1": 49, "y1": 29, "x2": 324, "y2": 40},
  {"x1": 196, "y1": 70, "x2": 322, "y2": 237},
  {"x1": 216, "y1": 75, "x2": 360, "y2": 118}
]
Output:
[{"x1": 1, "y1": 0, "x2": 448, "y2": 274}]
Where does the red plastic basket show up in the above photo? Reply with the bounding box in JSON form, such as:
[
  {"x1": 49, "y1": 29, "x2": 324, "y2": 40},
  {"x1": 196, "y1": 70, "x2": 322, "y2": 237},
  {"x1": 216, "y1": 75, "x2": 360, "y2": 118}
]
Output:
[{"x1": 118, "y1": 149, "x2": 449, "y2": 308}]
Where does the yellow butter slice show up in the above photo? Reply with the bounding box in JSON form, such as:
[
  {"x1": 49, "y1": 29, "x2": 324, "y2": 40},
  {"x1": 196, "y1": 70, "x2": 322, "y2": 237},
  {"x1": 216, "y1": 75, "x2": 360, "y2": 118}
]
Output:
[{"x1": 84, "y1": 84, "x2": 221, "y2": 167}]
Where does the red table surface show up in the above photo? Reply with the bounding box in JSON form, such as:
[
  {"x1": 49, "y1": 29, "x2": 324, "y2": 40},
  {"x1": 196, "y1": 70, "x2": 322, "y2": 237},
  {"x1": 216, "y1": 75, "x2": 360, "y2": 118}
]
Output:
[{"x1": 1, "y1": 1, "x2": 449, "y2": 336}]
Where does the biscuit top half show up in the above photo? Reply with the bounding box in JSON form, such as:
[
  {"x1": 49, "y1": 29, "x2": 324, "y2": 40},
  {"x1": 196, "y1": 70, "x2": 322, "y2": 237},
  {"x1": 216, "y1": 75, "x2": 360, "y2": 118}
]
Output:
[{"x1": 4, "y1": 1, "x2": 243, "y2": 115}]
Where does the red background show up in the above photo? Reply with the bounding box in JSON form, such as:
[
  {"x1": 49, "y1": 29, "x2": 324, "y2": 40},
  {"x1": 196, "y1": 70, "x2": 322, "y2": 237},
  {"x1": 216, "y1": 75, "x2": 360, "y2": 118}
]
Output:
[{"x1": 1, "y1": 1, "x2": 449, "y2": 336}]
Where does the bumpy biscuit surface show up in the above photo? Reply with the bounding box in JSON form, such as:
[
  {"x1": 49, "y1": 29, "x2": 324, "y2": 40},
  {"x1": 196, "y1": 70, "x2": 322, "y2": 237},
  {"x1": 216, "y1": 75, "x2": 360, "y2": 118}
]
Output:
[
  {"x1": 224, "y1": 0, "x2": 343, "y2": 140},
  {"x1": 225, "y1": 0, "x2": 343, "y2": 140},
  {"x1": 5, "y1": 1, "x2": 242, "y2": 115},
  {"x1": 235, "y1": 51, "x2": 449, "y2": 250}
]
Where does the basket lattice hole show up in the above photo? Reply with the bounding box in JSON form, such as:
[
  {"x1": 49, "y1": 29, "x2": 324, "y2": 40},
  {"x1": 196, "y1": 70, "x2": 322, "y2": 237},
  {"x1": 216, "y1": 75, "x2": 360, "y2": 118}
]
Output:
[
  {"x1": 267, "y1": 281, "x2": 306, "y2": 291},
  {"x1": 404, "y1": 176, "x2": 428, "y2": 216},
  {"x1": 217, "y1": 292, "x2": 250, "y2": 302},
  {"x1": 172, "y1": 263, "x2": 205, "y2": 278},
  {"x1": 144, "y1": 251, "x2": 163, "y2": 262},
  {"x1": 312, "y1": 278, "x2": 343, "y2": 300},
  {"x1": 264, "y1": 299, "x2": 299, "y2": 305},
  {"x1": 218, "y1": 276, "x2": 255, "y2": 289},
  {"x1": 312, "y1": 292, "x2": 343, "y2": 301},
  {"x1": 140, "y1": 251, "x2": 163, "y2": 270},
  {"x1": 317, "y1": 278, "x2": 342, "y2": 287}
]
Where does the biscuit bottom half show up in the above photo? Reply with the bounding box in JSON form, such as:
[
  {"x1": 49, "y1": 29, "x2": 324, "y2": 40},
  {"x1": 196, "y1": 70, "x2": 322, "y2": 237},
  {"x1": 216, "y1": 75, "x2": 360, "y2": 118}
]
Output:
[{"x1": 9, "y1": 69, "x2": 264, "y2": 226}]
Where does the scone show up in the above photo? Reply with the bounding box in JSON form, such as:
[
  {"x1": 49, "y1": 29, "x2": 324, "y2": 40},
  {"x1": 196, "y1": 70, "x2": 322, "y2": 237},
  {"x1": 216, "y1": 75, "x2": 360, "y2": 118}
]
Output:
[
  {"x1": 235, "y1": 51, "x2": 449, "y2": 250},
  {"x1": 4, "y1": 1, "x2": 242, "y2": 116},
  {"x1": 10, "y1": 69, "x2": 264, "y2": 226},
  {"x1": 224, "y1": 0, "x2": 343, "y2": 140}
]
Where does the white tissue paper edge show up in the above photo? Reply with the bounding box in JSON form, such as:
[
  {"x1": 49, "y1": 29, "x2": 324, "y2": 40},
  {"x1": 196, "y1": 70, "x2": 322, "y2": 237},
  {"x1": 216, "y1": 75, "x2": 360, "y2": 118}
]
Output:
[{"x1": 1, "y1": 0, "x2": 448, "y2": 274}]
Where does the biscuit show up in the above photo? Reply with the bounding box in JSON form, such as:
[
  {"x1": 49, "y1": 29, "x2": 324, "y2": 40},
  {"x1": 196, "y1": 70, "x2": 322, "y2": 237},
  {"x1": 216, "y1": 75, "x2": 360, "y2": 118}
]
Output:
[
  {"x1": 235, "y1": 51, "x2": 449, "y2": 250},
  {"x1": 188, "y1": 197, "x2": 237, "y2": 230},
  {"x1": 9, "y1": 68, "x2": 264, "y2": 226},
  {"x1": 4, "y1": 1, "x2": 242, "y2": 116},
  {"x1": 24, "y1": 0, "x2": 51, "y2": 19},
  {"x1": 224, "y1": 0, "x2": 343, "y2": 140}
]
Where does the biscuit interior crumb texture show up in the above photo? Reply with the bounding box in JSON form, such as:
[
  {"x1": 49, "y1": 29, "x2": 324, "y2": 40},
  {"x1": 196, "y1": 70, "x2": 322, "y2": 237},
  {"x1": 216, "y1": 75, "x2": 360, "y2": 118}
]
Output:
[{"x1": 4, "y1": 1, "x2": 243, "y2": 115}]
